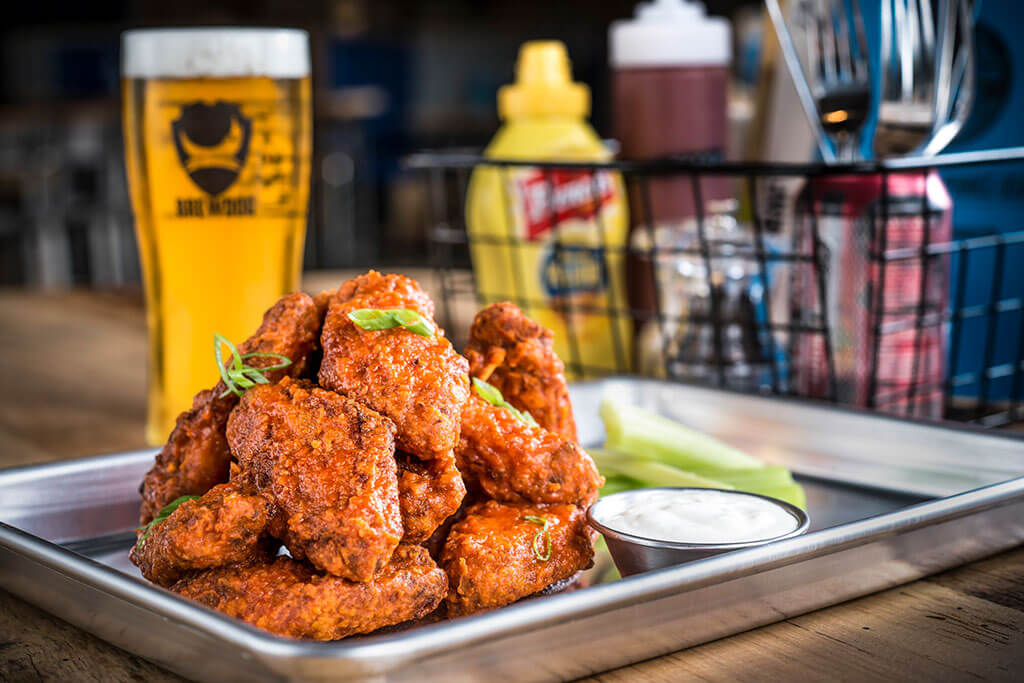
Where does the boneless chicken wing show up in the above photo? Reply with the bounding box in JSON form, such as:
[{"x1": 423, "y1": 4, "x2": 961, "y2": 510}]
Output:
[
  {"x1": 396, "y1": 450, "x2": 466, "y2": 543},
  {"x1": 441, "y1": 500, "x2": 593, "y2": 617},
  {"x1": 173, "y1": 544, "x2": 447, "y2": 640},
  {"x1": 465, "y1": 302, "x2": 577, "y2": 441},
  {"x1": 335, "y1": 270, "x2": 436, "y2": 320},
  {"x1": 130, "y1": 480, "x2": 273, "y2": 587},
  {"x1": 131, "y1": 271, "x2": 603, "y2": 641},
  {"x1": 457, "y1": 395, "x2": 603, "y2": 506},
  {"x1": 227, "y1": 377, "x2": 403, "y2": 582},
  {"x1": 139, "y1": 293, "x2": 322, "y2": 524},
  {"x1": 319, "y1": 273, "x2": 470, "y2": 460}
]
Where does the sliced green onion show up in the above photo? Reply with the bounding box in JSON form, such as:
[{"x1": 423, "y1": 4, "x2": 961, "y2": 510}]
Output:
[
  {"x1": 214, "y1": 334, "x2": 292, "y2": 398},
  {"x1": 472, "y1": 377, "x2": 539, "y2": 427},
  {"x1": 347, "y1": 308, "x2": 435, "y2": 337},
  {"x1": 523, "y1": 515, "x2": 552, "y2": 561},
  {"x1": 135, "y1": 495, "x2": 200, "y2": 551}
]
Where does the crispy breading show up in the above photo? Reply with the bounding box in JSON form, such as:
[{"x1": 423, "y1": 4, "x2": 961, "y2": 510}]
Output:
[
  {"x1": 130, "y1": 480, "x2": 273, "y2": 587},
  {"x1": 139, "y1": 293, "x2": 322, "y2": 524},
  {"x1": 396, "y1": 450, "x2": 466, "y2": 543},
  {"x1": 318, "y1": 273, "x2": 469, "y2": 460},
  {"x1": 456, "y1": 395, "x2": 603, "y2": 506},
  {"x1": 336, "y1": 270, "x2": 436, "y2": 320},
  {"x1": 172, "y1": 545, "x2": 447, "y2": 640},
  {"x1": 441, "y1": 500, "x2": 593, "y2": 617},
  {"x1": 227, "y1": 378, "x2": 402, "y2": 582},
  {"x1": 465, "y1": 302, "x2": 577, "y2": 441}
]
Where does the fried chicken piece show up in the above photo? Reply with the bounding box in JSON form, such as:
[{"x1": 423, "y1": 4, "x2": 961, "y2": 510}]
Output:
[
  {"x1": 319, "y1": 273, "x2": 470, "y2": 460},
  {"x1": 465, "y1": 302, "x2": 577, "y2": 441},
  {"x1": 441, "y1": 500, "x2": 593, "y2": 617},
  {"x1": 456, "y1": 395, "x2": 603, "y2": 506},
  {"x1": 173, "y1": 544, "x2": 447, "y2": 640},
  {"x1": 227, "y1": 378, "x2": 402, "y2": 582},
  {"x1": 139, "y1": 293, "x2": 323, "y2": 524},
  {"x1": 335, "y1": 270, "x2": 436, "y2": 320},
  {"x1": 130, "y1": 480, "x2": 273, "y2": 587},
  {"x1": 396, "y1": 450, "x2": 466, "y2": 543},
  {"x1": 312, "y1": 288, "x2": 336, "y2": 321}
]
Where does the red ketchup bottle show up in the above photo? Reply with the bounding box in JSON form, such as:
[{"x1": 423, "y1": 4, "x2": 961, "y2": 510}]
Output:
[{"x1": 610, "y1": 0, "x2": 732, "y2": 341}]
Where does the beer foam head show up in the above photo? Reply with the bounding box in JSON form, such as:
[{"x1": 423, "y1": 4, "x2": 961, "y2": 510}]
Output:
[{"x1": 122, "y1": 28, "x2": 309, "y2": 79}]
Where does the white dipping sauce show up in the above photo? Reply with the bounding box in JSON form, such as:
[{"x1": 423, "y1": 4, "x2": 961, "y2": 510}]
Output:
[{"x1": 603, "y1": 489, "x2": 798, "y2": 544}]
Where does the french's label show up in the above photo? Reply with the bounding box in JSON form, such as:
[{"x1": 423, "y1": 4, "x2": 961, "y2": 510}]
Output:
[{"x1": 513, "y1": 169, "x2": 617, "y2": 240}]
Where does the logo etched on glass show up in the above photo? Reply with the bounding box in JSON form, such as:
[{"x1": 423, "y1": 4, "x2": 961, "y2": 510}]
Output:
[{"x1": 172, "y1": 101, "x2": 252, "y2": 196}]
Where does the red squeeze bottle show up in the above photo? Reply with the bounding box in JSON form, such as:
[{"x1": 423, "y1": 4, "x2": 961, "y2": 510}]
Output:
[{"x1": 610, "y1": 0, "x2": 732, "y2": 333}]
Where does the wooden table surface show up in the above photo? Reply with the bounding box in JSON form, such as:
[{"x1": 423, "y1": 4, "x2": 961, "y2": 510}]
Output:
[{"x1": 1, "y1": 286, "x2": 1023, "y2": 682}]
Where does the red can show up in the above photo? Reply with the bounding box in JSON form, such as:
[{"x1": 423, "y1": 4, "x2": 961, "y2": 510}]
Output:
[{"x1": 791, "y1": 171, "x2": 952, "y2": 418}]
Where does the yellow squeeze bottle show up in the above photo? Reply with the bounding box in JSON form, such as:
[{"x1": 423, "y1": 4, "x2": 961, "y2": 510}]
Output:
[{"x1": 466, "y1": 41, "x2": 632, "y2": 376}]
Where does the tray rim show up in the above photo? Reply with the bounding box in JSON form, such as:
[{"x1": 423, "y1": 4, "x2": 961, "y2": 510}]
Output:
[
  {"x1": 570, "y1": 376, "x2": 1024, "y2": 443},
  {"x1": 3, "y1": 376, "x2": 1024, "y2": 677},
  {"x1": 2, "y1": 457, "x2": 1023, "y2": 670}
]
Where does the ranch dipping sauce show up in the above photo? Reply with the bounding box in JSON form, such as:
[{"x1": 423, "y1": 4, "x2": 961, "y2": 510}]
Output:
[{"x1": 603, "y1": 489, "x2": 799, "y2": 544}]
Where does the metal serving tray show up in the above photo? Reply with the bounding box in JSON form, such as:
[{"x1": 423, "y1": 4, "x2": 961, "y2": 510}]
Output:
[{"x1": 2, "y1": 377, "x2": 1024, "y2": 682}]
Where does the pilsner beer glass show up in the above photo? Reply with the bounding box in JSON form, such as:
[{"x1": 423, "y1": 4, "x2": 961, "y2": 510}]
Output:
[{"x1": 122, "y1": 29, "x2": 312, "y2": 444}]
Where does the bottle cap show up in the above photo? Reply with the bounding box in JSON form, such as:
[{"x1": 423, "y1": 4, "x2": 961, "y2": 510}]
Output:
[
  {"x1": 498, "y1": 41, "x2": 590, "y2": 119},
  {"x1": 610, "y1": 0, "x2": 731, "y2": 68}
]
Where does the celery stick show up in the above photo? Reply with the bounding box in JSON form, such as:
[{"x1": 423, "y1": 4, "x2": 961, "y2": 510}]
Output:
[
  {"x1": 591, "y1": 449, "x2": 735, "y2": 490},
  {"x1": 691, "y1": 465, "x2": 794, "y2": 489},
  {"x1": 592, "y1": 447, "x2": 807, "y2": 509},
  {"x1": 600, "y1": 400, "x2": 764, "y2": 471},
  {"x1": 745, "y1": 483, "x2": 807, "y2": 510},
  {"x1": 599, "y1": 474, "x2": 640, "y2": 497}
]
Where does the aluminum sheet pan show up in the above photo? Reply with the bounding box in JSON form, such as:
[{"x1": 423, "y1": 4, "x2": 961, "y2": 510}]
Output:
[{"x1": 2, "y1": 378, "x2": 1024, "y2": 682}]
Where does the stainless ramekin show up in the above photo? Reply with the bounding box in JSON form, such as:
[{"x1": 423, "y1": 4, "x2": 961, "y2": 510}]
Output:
[{"x1": 587, "y1": 487, "x2": 811, "y2": 577}]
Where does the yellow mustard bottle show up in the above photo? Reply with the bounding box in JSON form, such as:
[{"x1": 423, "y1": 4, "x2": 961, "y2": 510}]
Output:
[{"x1": 466, "y1": 41, "x2": 632, "y2": 377}]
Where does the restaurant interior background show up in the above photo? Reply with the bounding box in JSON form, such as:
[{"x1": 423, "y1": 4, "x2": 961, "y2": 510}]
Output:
[{"x1": 1, "y1": 0, "x2": 1023, "y2": 343}]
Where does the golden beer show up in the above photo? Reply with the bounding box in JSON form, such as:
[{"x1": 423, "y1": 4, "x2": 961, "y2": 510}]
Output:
[{"x1": 122, "y1": 29, "x2": 312, "y2": 443}]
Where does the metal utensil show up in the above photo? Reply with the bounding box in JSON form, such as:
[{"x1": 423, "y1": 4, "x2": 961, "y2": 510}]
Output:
[
  {"x1": 765, "y1": 0, "x2": 837, "y2": 162},
  {"x1": 922, "y1": 0, "x2": 974, "y2": 155},
  {"x1": 875, "y1": 0, "x2": 974, "y2": 157},
  {"x1": 765, "y1": 0, "x2": 871, "y2": 163},
  {"x1": 805, "y1": 0, "x2": 872, "y2": 161},
  {"x1": 875, "y1": 0, "x2": 938, "y2": 157}
]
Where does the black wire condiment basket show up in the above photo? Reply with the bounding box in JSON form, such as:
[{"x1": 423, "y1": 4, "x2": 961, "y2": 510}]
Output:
[{"x1": 408, "y1": 147, "x2": 1024, "y2": 428}]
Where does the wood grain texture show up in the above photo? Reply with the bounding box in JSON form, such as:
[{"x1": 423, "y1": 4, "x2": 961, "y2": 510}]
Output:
[
  {"x1": 584, "y1": 549, "x2": 1024, "y2": 682},
  {"x1": 1, "y1": 283, "x2": 1022, "y2": 682}
]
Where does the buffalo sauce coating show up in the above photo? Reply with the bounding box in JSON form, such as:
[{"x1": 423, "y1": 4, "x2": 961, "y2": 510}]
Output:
[
  {"x1": 227, "y1": 378, "x2": 402, "y2": 582},
  {"x1": 319, "y1": 287, "x2": 470, "y2": 461},
  {"x1": 139, "y1": 292, "x2": 323, "y2": 524},
  {"x1": 396, "y1": 450, "x2": 466, "y2": 543},
  {"x1": 465, "y1": 301, "x2": 577, "y2": 442},
  {"x1": 441, "y1": 500, "x2": 594, "y2": 617},
  {"x1": 130, "y1": 480, "x2": 273, "y2": 587},
  {"x1": 173, "y1": 544, "x2": 447, "y2": 640},
  {"x1": 457, "y1": 395, "x2": 603, "y2": 506}
]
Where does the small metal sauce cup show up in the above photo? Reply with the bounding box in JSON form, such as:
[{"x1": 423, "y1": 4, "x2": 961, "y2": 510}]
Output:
[{"x1": 587, "y1": 487, "x2": 811, "y2": 577}]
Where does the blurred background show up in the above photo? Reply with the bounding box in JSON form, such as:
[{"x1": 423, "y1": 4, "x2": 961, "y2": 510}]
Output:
[{"x1": 1, "y1": 0, "x2": 1021, "y2": 290}]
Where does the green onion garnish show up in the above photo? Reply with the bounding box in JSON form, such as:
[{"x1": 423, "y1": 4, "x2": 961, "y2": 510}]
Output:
[
  {"x1": 135, "y1": 495, "x2": 200, "y2": 551},
  {"x1": 523, "y1": 515, "x2": 552, "y2": 562},
  {"x1": 214, "y1": 333, "x2": 292, "y2": 398},
  {"x1": 347, "y1": 308, "x2": 435, "y2": 337},
  {"x1": 472, "y1": 377, "x2": 539, "y2": 427}
]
